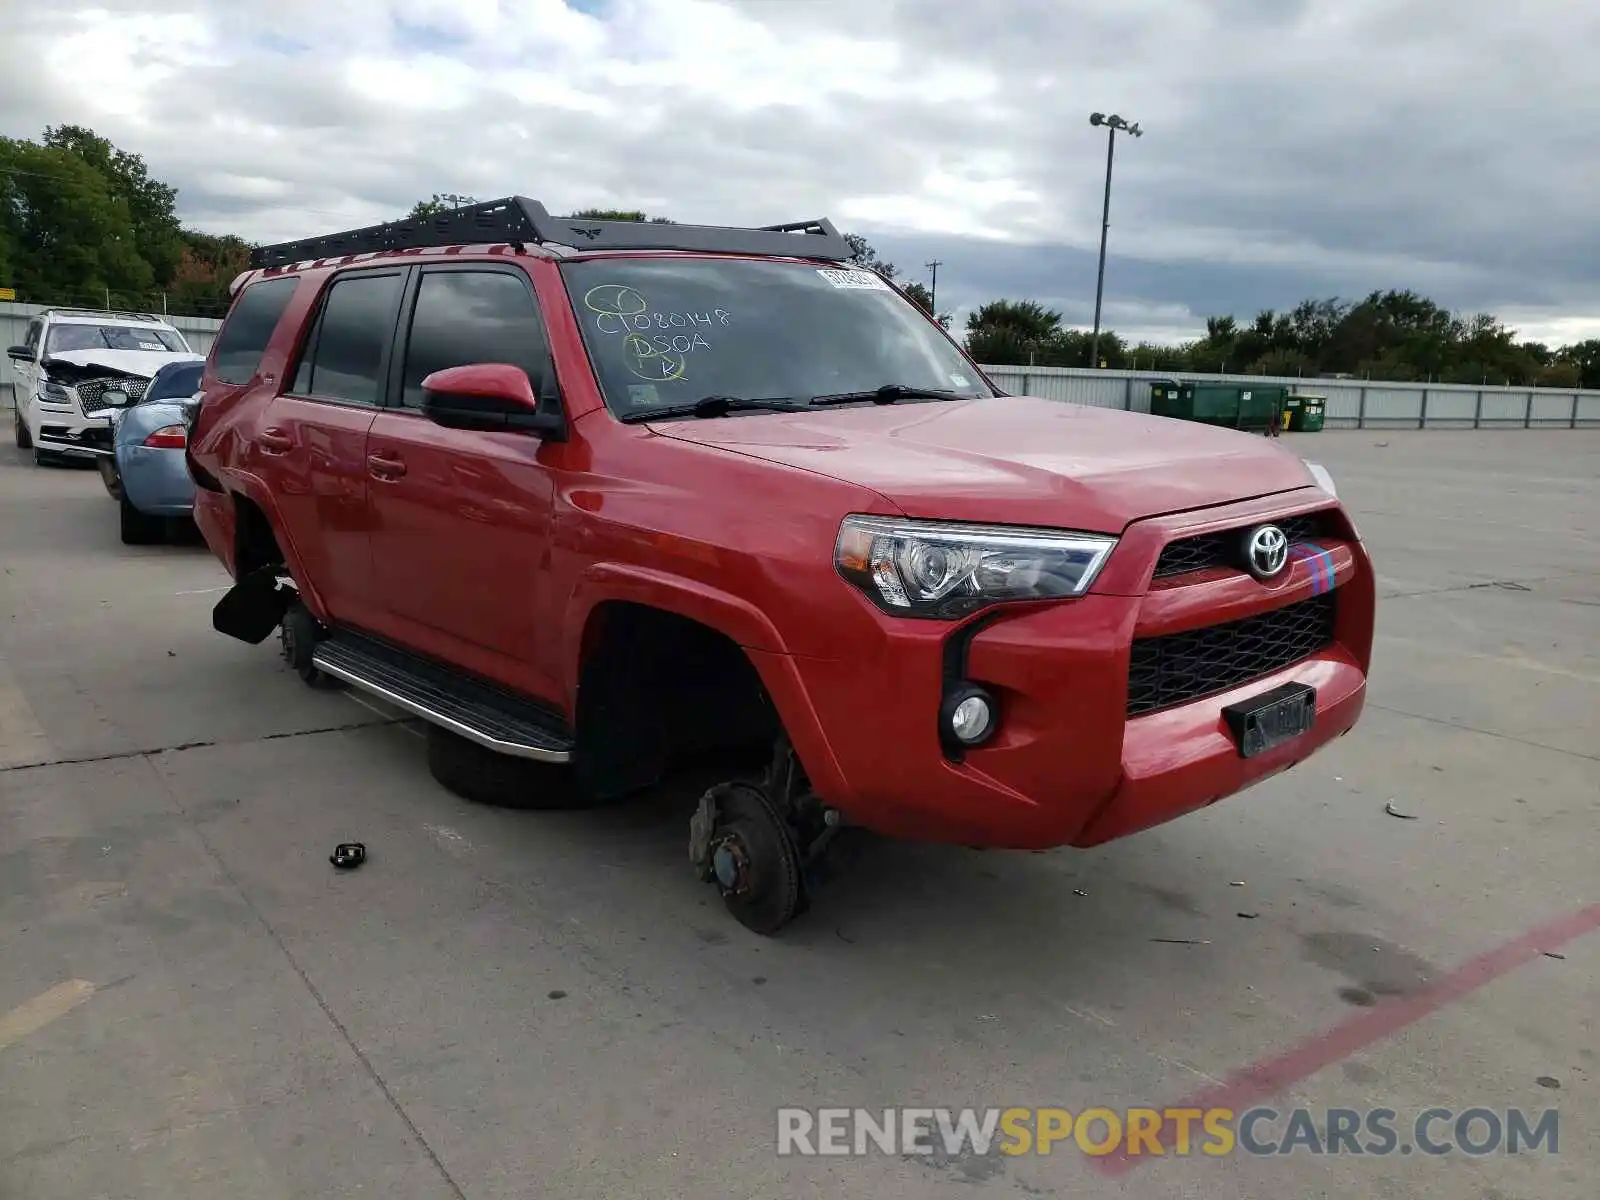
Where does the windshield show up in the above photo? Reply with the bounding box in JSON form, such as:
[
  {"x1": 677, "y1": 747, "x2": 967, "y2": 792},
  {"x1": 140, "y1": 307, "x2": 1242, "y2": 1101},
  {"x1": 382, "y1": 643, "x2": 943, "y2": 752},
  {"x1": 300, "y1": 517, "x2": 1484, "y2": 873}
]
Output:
[
  {"x1": 45, "y1": 324, "x2": 189, "y2": 354},
  {"x1": 559, "y1": 257, "x2": 994, "y2": 419}
]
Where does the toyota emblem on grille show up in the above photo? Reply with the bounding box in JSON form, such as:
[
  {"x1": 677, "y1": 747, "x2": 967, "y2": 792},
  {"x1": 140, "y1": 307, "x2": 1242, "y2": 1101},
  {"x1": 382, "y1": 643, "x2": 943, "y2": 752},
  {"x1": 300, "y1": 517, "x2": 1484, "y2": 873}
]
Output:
[{"x1": 1243, "y1": 524, "x2": 1289, "y2": 579}]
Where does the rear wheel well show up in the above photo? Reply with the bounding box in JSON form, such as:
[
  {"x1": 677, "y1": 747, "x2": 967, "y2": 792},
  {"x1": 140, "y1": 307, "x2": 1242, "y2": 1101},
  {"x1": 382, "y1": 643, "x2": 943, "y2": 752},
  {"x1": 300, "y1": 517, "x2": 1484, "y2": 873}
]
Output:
[
  {"x1": 573, "y1": 602, "x2": 780, "y2": 800},
  {"x1": 232, "y1": 493, "x2": 283, "y2": 580}
]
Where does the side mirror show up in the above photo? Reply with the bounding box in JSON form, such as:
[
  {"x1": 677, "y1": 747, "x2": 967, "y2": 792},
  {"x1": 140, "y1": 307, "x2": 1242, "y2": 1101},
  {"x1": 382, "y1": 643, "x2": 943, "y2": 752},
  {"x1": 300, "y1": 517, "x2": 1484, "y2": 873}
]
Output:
[
  {"x1": 419, "y1": 363, "x2": 566, "y2": 439},
  {"x1": 6, "y1": 345, "x2": 34, "y2": 362}
]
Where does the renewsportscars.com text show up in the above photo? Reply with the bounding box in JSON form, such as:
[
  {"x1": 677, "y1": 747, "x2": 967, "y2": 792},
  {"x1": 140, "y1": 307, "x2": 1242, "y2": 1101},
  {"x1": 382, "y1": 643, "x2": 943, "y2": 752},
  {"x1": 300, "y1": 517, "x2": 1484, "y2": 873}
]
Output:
[{"x1": 776, "y1": 1106, "x2": 1560, "y2": 1159}]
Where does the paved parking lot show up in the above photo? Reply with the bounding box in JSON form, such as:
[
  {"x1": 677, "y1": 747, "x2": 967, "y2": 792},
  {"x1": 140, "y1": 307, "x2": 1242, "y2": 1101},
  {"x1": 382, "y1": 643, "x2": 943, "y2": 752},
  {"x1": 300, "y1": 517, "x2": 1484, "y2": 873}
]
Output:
[{"x1": 2, "y1": 428, "x2": 1596, "y2": 1200}]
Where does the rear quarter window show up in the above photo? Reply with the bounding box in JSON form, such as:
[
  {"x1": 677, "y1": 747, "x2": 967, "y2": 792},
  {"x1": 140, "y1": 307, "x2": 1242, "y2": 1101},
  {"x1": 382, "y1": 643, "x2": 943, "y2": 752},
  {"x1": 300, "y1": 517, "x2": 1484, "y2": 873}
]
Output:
[{"x1": 212, "y1": 277, "x2": 300, "y2": 385}]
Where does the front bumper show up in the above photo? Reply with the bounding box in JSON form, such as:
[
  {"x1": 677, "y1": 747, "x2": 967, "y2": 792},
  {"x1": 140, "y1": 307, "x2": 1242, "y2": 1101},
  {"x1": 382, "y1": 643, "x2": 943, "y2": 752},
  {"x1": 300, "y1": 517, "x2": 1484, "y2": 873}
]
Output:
[
  {"x1": 36, "y1": 411, "x2": 114, "y2": 458},
  {"x1": 756, "y1": 491, "x2": 1375, "y2": 850}
]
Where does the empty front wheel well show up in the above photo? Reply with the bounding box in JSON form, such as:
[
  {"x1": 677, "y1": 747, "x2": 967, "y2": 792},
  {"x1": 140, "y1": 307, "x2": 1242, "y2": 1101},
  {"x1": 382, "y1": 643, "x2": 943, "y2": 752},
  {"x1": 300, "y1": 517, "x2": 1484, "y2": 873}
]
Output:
[{"x1": 573, "y1": 602, "x2": 780, "y2": 800}]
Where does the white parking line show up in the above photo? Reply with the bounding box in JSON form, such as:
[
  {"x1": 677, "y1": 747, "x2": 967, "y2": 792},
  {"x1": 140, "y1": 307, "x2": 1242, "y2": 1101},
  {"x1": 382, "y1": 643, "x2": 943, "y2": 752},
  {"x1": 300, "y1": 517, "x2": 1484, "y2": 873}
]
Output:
[{"x1": 0, "y1": 980, "x2": 96, "y2": 1051}]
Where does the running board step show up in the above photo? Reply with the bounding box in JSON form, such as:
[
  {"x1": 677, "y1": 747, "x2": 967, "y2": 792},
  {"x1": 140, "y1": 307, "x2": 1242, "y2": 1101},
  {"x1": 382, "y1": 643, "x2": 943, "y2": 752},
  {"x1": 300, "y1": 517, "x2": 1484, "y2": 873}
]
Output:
[{"x1": 311, "y1": 630, "x2": 574, "y2": 762}]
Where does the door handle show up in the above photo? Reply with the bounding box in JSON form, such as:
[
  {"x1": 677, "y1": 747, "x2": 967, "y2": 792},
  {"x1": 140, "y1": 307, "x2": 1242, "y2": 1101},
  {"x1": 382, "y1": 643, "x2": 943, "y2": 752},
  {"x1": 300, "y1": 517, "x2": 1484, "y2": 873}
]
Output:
[
  {"x1": 258, "y1": 427, "x2": 292, "y2": 454},
  {"x1": 367, "y1": 452, "x2": 407, "y2": 479}
]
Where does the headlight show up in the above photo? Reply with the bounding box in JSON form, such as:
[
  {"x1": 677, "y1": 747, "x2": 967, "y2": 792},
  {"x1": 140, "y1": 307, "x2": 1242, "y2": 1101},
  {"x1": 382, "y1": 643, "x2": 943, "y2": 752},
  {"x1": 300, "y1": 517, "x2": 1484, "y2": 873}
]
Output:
[
  {"x1": 39, "y1": 381, "x2": 72, "y2": 404},
  {"x1": 835, "y1": 515, "x2": 1118, "y2": 619},
  {"x1": 1303, "y1": 460, "x2": 1337, "y2": 497}
]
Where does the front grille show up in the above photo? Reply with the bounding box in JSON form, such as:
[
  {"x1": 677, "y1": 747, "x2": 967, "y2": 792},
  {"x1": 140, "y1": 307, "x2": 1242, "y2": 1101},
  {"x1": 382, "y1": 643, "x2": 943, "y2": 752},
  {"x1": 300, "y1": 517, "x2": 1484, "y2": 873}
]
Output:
[
  {"x1": 1127, "y1": 592, "x2": 1337, "y2": 716},
  {"x1": 75, "y1": 377, "x2": 148, "y2": 415},
  {"x1": 1153, "y1": 512, "x2": 1335, "y2": 579}
]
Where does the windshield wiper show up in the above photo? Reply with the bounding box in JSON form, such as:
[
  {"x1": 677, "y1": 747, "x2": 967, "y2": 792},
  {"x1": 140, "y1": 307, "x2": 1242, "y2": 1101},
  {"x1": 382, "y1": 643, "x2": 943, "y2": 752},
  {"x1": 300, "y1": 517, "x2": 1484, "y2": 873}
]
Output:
[
  {"x1": 808, "y1": 383, "x2": 970, "y2": 407},
  {"x1": 619, "y1": 394, "x2": 806, "y2": 423}
]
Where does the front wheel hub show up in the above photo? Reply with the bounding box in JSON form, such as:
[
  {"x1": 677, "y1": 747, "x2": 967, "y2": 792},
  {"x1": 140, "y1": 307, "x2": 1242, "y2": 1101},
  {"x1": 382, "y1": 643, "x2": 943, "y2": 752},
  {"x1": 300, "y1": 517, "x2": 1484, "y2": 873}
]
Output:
[{"x1": 712, "y1": 837, "x2": 749, "y2": 893}]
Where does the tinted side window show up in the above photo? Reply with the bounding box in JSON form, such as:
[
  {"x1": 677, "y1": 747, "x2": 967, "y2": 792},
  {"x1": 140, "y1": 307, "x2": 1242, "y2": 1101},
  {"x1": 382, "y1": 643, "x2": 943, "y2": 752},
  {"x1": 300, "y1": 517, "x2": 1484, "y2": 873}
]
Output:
[
  {"x1": 24, "y1": 320, "x2": 42, "y2": 353},
  {"x1": 295, "y1": 272, "x2": 403, "y2": 405},
  {"x1": 399, "y1": 270, "x2": 553, "y2": 409},
  {"x1": 213, "y1": 277, "x2": 299, "y2": 385}
]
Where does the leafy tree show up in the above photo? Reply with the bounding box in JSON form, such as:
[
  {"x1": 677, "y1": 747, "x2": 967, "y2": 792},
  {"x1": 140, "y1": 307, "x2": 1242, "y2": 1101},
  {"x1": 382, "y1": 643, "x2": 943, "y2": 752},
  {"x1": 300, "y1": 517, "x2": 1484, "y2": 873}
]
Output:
[
  {"x1": 168, "y1": 230, "x2": 252, "y2": 316},
  {"x1": 843, "y1": 232, "x2": 896, "y2": 280},
  {"x1": 964, "y1": 299, "x2": 1061, "y2": 363},
  {"x1": 407, "y1": 195, "x2": 456, "y2": 218},
  {"x1": 901, "y1": 280, "x2": 953, "y2": 330},
  {"x1": 43, "y1": 124, "x2": 183, "y2": 286},
  {"x1": 566, "y1": 208, "x2": 675, "y2": 223},
  {"x1": 1059, "y1": 328, "x2": 1127, "y2": 369},
  {"x1": 0, "y1": 135, "x2": 155, "y2": 305},
  {"x1": 1556, "y1": 339, "x2": 1600, "y2": 389}
]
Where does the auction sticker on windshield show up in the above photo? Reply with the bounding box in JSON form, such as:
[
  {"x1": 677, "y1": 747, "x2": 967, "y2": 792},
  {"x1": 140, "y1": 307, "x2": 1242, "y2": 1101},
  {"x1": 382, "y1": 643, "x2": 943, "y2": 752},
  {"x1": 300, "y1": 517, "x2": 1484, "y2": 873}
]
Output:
[{"x1": 816, "y1": 269, "x2": 891, "y2": 291}]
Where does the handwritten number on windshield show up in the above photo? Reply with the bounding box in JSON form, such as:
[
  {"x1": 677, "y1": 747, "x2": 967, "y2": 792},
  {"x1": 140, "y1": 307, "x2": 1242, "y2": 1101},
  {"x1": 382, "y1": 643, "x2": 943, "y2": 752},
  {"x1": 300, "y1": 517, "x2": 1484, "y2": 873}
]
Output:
[{"x1": 584, "y1": 283, "x2": 730, "y2": 382}]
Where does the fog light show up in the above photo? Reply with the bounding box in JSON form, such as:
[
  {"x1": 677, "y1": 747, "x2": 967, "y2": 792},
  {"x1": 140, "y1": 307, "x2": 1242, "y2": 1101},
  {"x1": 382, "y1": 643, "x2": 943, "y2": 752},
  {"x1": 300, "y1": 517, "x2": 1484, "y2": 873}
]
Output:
[
  {"x1": 951, "y1": 695, "x2": 992, "y2": 742},
  {"x1": 940, "y1": 683, "x2": 998, "y2": 752}
]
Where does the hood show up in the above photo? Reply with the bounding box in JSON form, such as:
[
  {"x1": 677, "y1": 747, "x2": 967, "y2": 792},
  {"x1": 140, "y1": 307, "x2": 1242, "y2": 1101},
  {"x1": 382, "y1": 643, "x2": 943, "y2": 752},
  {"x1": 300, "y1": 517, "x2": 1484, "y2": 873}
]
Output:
[
  {"x1": 646, "y1": 394, "x2": 1320, "y2": 532},
  {"x1": 42, "y1": 349, "x2": 205, "y2": 383}
]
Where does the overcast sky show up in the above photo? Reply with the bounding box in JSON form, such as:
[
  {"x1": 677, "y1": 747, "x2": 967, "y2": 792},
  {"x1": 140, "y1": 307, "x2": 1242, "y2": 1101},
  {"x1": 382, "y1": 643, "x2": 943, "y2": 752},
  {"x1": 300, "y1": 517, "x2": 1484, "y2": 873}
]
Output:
[{"x1": 3, "y1": 0, "x2": 1597, "y2": 346}]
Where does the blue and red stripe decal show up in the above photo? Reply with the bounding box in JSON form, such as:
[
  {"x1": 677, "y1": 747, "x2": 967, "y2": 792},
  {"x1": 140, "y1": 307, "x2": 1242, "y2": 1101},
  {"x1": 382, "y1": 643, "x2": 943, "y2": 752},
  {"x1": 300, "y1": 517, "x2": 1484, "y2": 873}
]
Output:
[{"x1": 1291, "y1": 540, "x2": 1338, "y2": 595}]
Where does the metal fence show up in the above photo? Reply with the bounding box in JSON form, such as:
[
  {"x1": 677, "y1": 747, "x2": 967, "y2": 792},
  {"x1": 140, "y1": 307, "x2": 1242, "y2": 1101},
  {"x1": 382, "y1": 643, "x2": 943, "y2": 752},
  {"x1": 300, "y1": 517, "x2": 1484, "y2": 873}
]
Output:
[{"x1": 974, "y1": 364, "x2": 1600, "y2": 430}]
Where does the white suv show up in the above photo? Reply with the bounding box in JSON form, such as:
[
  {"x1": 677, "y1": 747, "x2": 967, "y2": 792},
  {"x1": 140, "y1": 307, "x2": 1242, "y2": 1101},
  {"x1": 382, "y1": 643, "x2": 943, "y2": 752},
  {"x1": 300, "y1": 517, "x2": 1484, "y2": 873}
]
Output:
[{"x1": 7, "y1": 309, "x2": 200, "y2": 465}]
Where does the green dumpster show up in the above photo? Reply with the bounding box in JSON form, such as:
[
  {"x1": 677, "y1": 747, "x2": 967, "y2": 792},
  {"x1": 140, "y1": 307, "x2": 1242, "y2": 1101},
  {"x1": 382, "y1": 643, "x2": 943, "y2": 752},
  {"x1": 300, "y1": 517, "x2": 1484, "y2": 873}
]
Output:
[
  {"x1": 1193, "y1": 383, "x2": 1288, "y2": 432},
  {"x1": 1149, "y1": 382, "x2": 1289, "y2": 432},
  {"x1": 1148, "y1": 380, "x2": 1192, "y2": 419},
  {"x1": 1289, "y1": 392, "x2": 1326, "y2": 432}
]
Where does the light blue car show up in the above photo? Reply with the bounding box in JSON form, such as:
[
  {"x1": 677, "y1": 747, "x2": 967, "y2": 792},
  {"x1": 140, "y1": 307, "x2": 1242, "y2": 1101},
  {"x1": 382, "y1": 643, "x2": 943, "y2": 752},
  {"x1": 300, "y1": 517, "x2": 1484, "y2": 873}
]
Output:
[{"x1": 93, "y1": 356, "x2": 207, "y2": 544}]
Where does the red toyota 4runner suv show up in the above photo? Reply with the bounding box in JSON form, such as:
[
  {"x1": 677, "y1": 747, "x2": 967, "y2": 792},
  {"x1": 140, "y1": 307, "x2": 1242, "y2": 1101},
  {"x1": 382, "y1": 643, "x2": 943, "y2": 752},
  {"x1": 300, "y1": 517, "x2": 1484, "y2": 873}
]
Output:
[{"x1": 189, "y1": 198, "x2": 1374, "y2": 934}]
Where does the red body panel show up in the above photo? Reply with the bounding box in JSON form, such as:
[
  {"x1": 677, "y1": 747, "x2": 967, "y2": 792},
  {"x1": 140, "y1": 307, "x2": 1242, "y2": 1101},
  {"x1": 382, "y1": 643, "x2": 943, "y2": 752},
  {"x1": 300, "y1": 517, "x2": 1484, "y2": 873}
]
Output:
[
  {"x1": 649, "y1": 397, "x2": 1317, "y2": 533},
  {"x1": 188, "y1": 243, "x2": 1377, "y2": 852}
]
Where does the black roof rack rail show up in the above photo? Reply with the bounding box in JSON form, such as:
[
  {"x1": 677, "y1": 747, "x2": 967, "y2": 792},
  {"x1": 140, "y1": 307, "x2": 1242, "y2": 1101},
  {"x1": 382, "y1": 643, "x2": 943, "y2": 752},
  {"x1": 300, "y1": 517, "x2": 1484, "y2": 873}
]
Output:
[{"x1": 248, "y1": 196, "x2": 854, "y2": 269}]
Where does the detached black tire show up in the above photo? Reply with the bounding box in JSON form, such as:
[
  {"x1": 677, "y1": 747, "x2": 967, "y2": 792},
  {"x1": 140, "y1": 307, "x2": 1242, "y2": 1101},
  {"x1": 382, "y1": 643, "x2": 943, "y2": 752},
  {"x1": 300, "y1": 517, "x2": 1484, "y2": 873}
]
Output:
[
  {"x1": 425, "y1": 726, "x2": 593, "y2": 810},
  {"x1": 119, "y1": 494, "x2": 166, "y2": 545},
  {"x1": 13, "y1": 411, "x2": 31, "y2": 450}
]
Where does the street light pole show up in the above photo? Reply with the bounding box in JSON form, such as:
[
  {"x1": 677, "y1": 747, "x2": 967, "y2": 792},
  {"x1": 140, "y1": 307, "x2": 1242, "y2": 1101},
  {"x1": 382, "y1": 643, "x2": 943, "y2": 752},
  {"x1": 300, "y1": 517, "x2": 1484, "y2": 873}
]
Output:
[{"x1": 1087, "y1": 112, "x2": 1141, "y2": 370}]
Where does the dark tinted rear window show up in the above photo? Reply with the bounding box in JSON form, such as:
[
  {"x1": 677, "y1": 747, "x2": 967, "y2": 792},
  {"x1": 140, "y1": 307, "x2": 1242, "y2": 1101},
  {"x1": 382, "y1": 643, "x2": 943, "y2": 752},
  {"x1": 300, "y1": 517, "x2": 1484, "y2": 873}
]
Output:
[
  {"x1": 212, "y1": 277, "x2": 299, "y2": 385},
  {"x1": 144, "y1": 361, "x2": 206, "y2": 402},
  {"x1": 293, "y1": 272, "x2": 402, "y2": 405}
]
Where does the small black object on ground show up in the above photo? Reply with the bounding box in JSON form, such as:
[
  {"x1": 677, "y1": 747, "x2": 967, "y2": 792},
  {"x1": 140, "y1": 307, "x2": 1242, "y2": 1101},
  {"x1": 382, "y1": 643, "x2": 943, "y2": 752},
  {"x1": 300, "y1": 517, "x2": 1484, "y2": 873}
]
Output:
[{"x1": 330, "y1": 842, "x2": 366, "y2": 869}]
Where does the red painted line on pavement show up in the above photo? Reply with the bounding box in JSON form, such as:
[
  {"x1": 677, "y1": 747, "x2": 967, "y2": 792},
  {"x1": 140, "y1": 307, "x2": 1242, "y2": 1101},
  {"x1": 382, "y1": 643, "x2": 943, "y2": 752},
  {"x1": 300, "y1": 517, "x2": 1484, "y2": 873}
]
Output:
[{"x1": 1093, "y1": 901, "x2": 1600, "y2": 1178}]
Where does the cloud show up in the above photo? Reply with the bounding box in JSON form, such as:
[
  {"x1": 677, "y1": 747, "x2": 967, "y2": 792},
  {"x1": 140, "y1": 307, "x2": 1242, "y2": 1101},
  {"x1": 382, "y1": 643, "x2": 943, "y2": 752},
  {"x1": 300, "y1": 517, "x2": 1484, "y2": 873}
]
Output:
[{"x1": 2, "y1": 0, "x2": 1595, "y2": 345}]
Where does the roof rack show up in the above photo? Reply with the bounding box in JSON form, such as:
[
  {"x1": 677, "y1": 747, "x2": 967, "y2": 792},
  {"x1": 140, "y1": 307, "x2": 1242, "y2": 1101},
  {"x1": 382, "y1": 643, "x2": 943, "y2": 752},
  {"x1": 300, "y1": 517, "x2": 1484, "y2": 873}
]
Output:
[
  {"x1": 43, "y1": 307, "x2": 165, "y2": 323},
  {"x1": 247, "y1": 196, "x2": 854, "y2": 269}
]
